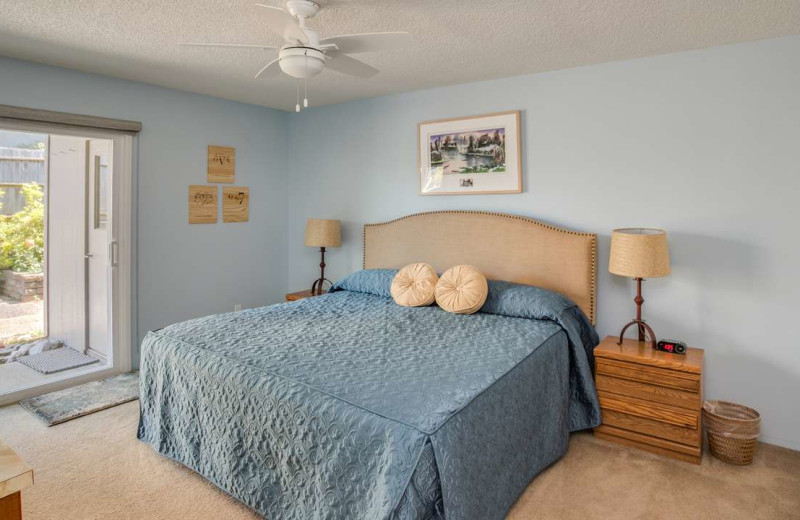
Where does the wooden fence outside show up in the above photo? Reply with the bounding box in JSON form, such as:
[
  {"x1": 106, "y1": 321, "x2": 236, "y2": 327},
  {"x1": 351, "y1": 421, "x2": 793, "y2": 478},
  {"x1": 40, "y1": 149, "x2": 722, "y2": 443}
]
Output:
[{"x1": 0, "y1": 147, "x2": 45, "y2": 215}]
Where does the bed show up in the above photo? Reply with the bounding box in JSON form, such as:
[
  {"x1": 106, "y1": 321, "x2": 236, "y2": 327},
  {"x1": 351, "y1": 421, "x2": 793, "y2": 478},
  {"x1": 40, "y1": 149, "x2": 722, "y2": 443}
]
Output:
[{"x1": 137, "y1": 211, "x2": 602, "y2": 520}]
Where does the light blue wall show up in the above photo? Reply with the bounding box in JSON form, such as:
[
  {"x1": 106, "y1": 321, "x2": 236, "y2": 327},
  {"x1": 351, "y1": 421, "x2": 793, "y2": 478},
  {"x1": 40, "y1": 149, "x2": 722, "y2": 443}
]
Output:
[
  {"x1": 287, "y1": 36, "x2": 800, "y2": 449},
  {"x1": 0, "y1": 57, "x2": 290, "y2": 366}
]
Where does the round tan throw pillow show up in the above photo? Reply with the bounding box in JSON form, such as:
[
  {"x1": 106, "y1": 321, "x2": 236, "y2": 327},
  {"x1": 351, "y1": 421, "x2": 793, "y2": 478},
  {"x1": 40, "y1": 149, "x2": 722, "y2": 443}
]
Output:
[
  {"x1": 435, "y1": 265, "x2": 489, "y2": 315},
  {"x1": 391, "y1": 263, "x2": 439, "y2": 307}
]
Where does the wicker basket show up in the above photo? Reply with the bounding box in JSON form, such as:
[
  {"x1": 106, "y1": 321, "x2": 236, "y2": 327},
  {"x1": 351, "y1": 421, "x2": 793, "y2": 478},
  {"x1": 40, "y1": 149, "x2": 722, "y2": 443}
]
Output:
[{"x1": 703, "y1": 400, "x2": 760, "y2": 465}]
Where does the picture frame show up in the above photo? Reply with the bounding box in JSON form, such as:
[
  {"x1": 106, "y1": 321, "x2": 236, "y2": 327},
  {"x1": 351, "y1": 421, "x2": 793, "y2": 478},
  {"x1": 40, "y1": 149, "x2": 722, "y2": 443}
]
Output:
[{"x1": 418, "y1": 110, "x2": 522, "y2": 195}]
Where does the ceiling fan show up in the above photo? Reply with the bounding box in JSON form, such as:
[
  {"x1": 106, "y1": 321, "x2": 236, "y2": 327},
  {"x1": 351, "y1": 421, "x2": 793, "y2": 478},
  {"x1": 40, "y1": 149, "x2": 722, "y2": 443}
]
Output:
[{"x1": 180, "y1": 0, "x2": 411, "y2": 111}]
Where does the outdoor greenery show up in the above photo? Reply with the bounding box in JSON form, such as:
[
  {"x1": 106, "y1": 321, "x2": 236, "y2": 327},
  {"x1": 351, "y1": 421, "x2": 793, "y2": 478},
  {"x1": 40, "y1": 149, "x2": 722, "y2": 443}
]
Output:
[
  {"x1": 0, "y1": 330, "x2": 46, "y2": 350},
  {"x1": 0, "y1": 183, "x2": 45, "y2": 273}
]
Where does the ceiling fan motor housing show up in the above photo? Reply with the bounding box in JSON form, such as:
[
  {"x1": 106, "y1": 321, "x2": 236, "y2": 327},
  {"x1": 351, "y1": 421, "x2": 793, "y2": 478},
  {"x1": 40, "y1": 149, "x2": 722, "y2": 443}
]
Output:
[
  {"x1": 285, "y1": 1, "x2": 319, "y2": 19},
  {"x1": 279, "y1": 46, "x2": 325, "y2": 79}
]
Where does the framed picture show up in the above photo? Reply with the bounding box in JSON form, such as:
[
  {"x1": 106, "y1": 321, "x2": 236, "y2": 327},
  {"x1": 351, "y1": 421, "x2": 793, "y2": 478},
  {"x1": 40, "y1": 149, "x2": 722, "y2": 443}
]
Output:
[{"x1": 418, "y1": 110, "x2": 522, "y2": 195}]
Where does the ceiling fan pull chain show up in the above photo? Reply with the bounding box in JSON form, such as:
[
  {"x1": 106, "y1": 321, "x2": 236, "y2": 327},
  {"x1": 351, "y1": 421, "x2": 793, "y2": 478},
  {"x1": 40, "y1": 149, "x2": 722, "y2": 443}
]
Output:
[
  {"x1": 296, "y1": 82, "x2": 301, "y2": 113},
  {"x1": 304, "y1": 79, "x2": 309, "y2": 108}
]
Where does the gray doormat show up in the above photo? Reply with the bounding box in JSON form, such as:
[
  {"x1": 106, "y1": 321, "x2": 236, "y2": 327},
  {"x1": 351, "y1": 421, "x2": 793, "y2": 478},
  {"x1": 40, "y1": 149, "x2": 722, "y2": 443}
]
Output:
[
  {"x1": 17, "y1": 347, "x2": 100, "y2": 374},
  {"x1": 19, "y1": 372, "x2": 139, "y2": 426}
]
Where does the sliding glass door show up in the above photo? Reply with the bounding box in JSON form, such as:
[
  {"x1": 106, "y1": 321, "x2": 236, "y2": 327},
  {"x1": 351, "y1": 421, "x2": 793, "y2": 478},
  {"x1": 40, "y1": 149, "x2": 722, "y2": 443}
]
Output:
[
  {"x1": 87, "y1": 138, "x2": 113, "y2": 362},
  {"x1": 0, "y1": 122, "x2": 131, "y2": 404},
  {"x1": 46, "y1": 135, "x2": 113, "y2": 359}
]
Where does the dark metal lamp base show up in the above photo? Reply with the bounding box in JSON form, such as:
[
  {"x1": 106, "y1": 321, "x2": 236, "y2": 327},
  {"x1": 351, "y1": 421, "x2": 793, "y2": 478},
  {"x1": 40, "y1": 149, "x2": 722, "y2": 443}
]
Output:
[
  {"x1": 617, "y1": 276, "x2": 658, "y2": 349},
  {"x1": 310, "y1": 277, "x2": 332, "y2": 296},
  {"x1": 617, "y1": 319, "x2": 657, "y2": 349}
]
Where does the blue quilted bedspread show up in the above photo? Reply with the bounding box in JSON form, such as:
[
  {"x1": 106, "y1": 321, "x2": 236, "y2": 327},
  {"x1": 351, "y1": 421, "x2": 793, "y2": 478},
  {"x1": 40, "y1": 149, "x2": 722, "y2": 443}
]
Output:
[{"x1": 137, "y1": 271, "x2": 601, "y2": 519}]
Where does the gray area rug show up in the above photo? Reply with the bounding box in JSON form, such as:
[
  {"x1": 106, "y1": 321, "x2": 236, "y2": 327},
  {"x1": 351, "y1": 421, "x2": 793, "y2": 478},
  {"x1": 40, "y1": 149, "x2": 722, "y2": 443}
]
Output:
[
  {"x1": 17, "y1": 347, "x2": 99, "y2": 374},
  {"x1": 20, "y1": 372, "x2": 139, "y2": 426}
]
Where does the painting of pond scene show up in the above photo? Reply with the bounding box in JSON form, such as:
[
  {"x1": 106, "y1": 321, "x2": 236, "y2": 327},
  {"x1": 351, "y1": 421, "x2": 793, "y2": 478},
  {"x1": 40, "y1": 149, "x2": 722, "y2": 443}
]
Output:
[
  {"x1": 419, "y1": 111, "x2": 521, "y2": 195},
  {"x1": 429, "y1": 128, "x2": 506, "y2": 174}
]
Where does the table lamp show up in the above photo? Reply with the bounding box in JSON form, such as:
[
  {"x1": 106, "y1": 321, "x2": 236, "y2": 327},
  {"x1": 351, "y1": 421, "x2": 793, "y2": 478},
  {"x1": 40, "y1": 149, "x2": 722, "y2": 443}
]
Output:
[
  {"x1": 609, "y1": 228, "x2": 670, "y2": 349},
  {"x1": 305, "y1": 218, "x2": 341, "y2": 295}
]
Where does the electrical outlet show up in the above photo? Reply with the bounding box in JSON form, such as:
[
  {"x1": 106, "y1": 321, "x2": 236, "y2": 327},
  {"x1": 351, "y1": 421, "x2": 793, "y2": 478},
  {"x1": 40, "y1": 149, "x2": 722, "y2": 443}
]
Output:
[{"x1": 234, "y1": 304, "x2": 242, "y2": 312}]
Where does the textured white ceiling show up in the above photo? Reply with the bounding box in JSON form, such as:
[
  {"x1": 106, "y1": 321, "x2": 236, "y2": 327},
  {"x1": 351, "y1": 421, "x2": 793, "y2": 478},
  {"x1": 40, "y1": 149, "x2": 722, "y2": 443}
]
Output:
[{"x1": 1, "y1": 1, "x2": 799, "y2": 112}]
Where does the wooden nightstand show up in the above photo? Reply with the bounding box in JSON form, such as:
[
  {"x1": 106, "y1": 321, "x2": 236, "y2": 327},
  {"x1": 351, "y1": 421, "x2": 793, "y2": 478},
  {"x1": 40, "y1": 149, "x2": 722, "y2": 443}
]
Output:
[
  {"x1": 593, "y1": 335, "x2": 704, "y2": 464},
  {"x1": 1, "y1": 437, "x2": 33, "y2": 520},
  {"x1": 285, "y1": 290, "x2": 326, "y2": 302}
]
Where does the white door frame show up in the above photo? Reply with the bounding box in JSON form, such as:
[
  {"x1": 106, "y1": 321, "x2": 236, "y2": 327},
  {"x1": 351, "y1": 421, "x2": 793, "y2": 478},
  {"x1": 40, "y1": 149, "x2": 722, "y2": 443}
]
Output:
[{"x1": 0, "y1": 119, "x2": 134, "y2": 405}]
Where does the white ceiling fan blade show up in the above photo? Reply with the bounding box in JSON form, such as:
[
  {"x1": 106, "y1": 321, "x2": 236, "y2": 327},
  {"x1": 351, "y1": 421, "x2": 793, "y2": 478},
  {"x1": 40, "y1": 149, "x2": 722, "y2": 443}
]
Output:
[
  {"x1": 254, "y1": 3, "x2": 308, "y2": 44},
  {"x1": 255, "y1": 58, "x2": 282, "y2": 79},
  {"x1": 318, "y1": 32, "x2": 410, "y2": 54},
  {"x1": 179, "y1": 43, "x2": 278, "y2": 50},
  {"x1": 326, "y1": 53, "x2": 379, "y2": 78}
]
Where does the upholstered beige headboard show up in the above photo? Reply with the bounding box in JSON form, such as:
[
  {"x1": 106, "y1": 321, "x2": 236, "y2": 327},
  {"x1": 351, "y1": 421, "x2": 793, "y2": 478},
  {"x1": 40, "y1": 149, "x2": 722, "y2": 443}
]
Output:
[{"x1": 363, "y1": 211, "x2": 597, "y2": 323}]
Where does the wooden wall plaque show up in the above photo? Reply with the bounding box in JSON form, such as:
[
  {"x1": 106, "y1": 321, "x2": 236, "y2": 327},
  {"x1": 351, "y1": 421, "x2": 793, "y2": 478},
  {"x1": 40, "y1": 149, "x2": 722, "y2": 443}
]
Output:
[
  {"x1": 188, "y1": 185, "x2": 218, "y2": 224},
  {"x1": 207, "y1": 145, "x2": 235, "y2": 183},
  {"x1": 222, "y1": 186, "x2": 249, "y2": 223}
]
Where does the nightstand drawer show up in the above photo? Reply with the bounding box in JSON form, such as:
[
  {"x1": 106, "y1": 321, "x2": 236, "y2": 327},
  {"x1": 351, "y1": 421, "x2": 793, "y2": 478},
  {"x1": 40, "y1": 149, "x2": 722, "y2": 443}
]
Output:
[
  {"x1": 596, "y1": 374, "x2": 700, "y2": 410},
  {"x1": 594, "y1": 424, "x2": 701, "y2": 457},
  {"x1": 596, "y1": 359, "x2": 700, "y2": 393},
  {"x1": 601, "y1": 409, "x2": 701, "y2": 447},
  {"x1": 594, "y1": 425, "x2": 702, "y2": 463},
  {"x1": 598, "y1": 392, "x2": 698, "y2": 429}
]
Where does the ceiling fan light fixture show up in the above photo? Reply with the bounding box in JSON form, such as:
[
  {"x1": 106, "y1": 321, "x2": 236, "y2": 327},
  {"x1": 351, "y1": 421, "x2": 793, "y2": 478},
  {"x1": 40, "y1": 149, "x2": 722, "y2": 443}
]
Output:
[{"x1": 279, "y1": 47, "x2": 324, "y2": 79}]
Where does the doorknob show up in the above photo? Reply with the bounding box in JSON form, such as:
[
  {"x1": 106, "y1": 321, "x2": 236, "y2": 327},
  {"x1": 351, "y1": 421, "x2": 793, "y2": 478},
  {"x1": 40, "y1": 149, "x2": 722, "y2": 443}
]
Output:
[{"x1": 85, "y1": 253, "x2": 94, "y2": 259}]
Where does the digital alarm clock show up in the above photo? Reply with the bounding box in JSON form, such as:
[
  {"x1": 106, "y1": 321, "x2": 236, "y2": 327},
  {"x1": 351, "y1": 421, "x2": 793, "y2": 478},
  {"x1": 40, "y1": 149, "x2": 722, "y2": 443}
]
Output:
[{"x1": 656, "y1": 339, "x2": 687, "y2": 355}]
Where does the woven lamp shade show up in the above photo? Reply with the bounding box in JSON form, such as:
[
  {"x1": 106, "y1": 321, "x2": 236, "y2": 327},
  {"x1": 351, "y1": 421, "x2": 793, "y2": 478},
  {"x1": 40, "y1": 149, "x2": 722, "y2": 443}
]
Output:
[
  {"x1": 609, "y1": 228, "x2": 670, "y2": 278},
  {"x1": 304, "y1": 219, "x2": 342, "y2": 248}
]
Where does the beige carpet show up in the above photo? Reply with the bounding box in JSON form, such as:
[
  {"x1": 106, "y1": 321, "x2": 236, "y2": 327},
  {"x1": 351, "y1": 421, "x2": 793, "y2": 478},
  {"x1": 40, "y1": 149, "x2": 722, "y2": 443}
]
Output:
[{"x1": 0, "y1": 401, "x2": 798, "y2": 520}]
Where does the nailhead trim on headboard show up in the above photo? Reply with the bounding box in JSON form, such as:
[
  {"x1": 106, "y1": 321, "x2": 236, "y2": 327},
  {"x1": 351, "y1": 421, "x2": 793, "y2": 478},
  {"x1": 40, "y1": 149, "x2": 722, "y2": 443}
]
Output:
[{"x1": 363, "y1": 210, "x2": 598, "y2": 324}]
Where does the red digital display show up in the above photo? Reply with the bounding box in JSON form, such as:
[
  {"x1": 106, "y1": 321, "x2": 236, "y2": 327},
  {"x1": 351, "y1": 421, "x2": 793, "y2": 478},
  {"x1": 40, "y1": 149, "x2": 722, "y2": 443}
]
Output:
[{"x1": 657, "y1": 340, "x2": 687, "y2": 355}]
